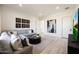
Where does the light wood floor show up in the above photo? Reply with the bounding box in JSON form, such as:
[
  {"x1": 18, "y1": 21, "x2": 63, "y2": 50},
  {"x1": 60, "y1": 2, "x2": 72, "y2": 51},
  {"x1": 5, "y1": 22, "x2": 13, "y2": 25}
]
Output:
[{"x1": 33, "y1": 34, "x2": 68, "y2": 54}]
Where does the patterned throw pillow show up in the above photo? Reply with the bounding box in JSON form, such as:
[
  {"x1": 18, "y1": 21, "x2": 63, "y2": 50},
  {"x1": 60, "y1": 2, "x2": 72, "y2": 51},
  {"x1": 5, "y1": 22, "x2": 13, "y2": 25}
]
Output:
[
  {"x1": 19, "y1": 34, "x2": 29, "y2": 47},
  {"x1": 21, "y1": 38, "x2": 28, "y2": 47}
]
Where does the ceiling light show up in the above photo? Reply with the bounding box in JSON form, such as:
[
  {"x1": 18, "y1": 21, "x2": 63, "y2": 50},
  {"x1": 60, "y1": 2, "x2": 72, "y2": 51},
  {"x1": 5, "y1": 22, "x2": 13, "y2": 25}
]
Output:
[
  {"x1": 56, "y1": 6, "x2": 60, "y2": 9},
  {"x1": 19, "y1": 4, "x2": 22, "y2": 7}
]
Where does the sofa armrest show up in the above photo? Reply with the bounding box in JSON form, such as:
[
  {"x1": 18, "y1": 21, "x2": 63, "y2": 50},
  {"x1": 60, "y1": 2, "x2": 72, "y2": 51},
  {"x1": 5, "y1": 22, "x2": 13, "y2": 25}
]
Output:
[{"x1": 13, "y1": 46, "x2": 33, "y2": 54}]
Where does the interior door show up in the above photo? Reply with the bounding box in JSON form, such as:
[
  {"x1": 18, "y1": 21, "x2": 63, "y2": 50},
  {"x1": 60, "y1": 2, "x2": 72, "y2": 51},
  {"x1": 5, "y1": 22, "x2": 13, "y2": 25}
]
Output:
[{"x1": 62, "y1": 16, "x2": 73, "y2": 38}]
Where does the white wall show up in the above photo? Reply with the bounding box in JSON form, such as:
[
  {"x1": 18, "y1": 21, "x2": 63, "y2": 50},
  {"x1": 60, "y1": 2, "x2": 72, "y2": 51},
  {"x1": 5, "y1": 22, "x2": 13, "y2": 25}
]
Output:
[
  {"x1": 0, "y1": 6, "x2": 1, "y2": 32},
  {"x1": 39, "y1": 9, "x2": 75, "y2": 37},
  {"x1": 1, "y1": 6, "x2": 38, "y2": 32},
  {"x1": 75, "y1": 5, "x2": 79, "y2": 10},
  {"x1": 0, "y1": 5, "x2": 77, "y2": 37}
]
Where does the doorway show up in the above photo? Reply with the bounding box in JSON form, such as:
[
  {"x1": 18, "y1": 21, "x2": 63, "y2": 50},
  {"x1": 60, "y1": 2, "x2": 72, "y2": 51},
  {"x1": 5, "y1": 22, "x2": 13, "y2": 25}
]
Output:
[{"x1": 62, "y1": 16, "x2": 73, "y2": 38}]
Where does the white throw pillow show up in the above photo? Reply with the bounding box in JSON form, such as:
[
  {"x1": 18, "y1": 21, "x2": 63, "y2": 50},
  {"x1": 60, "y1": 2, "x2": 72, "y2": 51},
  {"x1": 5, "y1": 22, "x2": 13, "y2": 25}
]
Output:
[
  {"x1": 12, "y1": 31, "x2": 18, "y2": 35},
  {"x1": 7, "y1": 31, "x2": 18, "y2": 36},
  {"x1": 10, "y1": 34, "x2": 23, "y2": 50},
  {"x1": 0, "y1": 32, "x2": 11, "y2": 41}
]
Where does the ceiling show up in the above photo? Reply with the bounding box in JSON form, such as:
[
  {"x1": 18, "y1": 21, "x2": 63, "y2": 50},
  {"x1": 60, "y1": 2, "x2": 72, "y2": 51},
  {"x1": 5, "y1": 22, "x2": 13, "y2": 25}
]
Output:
[{"x1": 2, "y1": 4, "x2": 77, "y2": 17}]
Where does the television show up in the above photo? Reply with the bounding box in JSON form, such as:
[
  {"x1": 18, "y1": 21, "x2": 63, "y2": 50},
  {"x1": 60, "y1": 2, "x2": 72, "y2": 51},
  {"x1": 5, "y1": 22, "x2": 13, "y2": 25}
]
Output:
[{"x1": 73, "y1": 9, "x2": 78, "y2": 42}]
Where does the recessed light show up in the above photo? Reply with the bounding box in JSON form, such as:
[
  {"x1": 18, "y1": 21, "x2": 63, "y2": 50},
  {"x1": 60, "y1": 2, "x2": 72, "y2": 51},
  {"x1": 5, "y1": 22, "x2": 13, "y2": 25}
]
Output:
[
  {"x1": 56, "y1": 6, "x2": 60, "y2": 9},
  {"x1": 19, "y1": 4, "x2": 22, "y2": 7}
]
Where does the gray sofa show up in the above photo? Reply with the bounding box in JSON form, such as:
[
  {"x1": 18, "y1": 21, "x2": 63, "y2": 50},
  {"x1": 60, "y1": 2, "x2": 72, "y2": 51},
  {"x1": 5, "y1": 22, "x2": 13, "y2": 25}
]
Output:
[
  {"x1": 0, "y1": 29, "x2": 34, "y2": 54},
  {"x1": 0, "y1": 39, "x2": 33, "y2": 54}
]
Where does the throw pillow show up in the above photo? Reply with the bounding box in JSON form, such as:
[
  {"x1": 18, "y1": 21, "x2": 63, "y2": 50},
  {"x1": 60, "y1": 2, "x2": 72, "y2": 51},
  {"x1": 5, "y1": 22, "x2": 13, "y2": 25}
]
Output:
[
  {"x1": 10, "y1": 34, "x2": 23, "y2": 51},
  {"x1": 19, "y1": 34, "x2": 30, "y2": 46},
  {"x1": 0, "y1": 32, "x2": 11, "y2": 41},
  {"x1": 7, "y1": 31, "x2": 18, "y2": 36},
  {"x1": 21, "y1": 38, "x2": 28, "y2": 47}
]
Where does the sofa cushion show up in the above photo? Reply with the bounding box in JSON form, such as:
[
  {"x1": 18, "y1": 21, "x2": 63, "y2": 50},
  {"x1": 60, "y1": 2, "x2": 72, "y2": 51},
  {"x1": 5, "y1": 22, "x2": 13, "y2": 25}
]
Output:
[
  {"x1": 17, "y1": 30, "x2": 29, "y2": 34},
  {"x1": 17, "y1": 29, "x2": 33, "y2": 34}
]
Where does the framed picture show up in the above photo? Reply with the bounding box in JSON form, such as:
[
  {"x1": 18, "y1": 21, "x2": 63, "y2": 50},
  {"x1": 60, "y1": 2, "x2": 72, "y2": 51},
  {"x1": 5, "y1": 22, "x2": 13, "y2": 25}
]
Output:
[{"x1": 47, "y1": 19, "x2": 56, "y2": 33}]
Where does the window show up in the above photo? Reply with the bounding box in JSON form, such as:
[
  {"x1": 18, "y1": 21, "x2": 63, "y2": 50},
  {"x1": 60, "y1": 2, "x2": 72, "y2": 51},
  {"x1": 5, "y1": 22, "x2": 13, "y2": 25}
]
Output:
[{"x1": 16, "y1": 18, "x2": 30, "y2": 28}]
